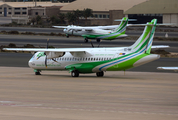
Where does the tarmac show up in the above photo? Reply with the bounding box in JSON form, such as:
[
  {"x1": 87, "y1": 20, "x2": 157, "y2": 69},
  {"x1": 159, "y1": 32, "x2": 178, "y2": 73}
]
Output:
[{"x1": 0, "y1": 67, "x2": 178, "y2": 120}]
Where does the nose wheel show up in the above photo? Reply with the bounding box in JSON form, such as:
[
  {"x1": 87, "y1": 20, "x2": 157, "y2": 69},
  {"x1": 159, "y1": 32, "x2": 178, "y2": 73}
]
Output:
[
  {"x1": 84, "y1": 38, "x2": 88, "y2": 43},
  {"x1": 35, "y1": 71, "x2": 41, "y2": 75},
  {"x1": 71, "y1": 70, "x2": 79, "y2": 77}
]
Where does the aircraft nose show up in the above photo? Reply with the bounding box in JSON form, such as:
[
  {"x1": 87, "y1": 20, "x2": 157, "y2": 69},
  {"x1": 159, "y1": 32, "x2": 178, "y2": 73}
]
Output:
[
  {"x1": 28, "y1": 55, "x2": 36, "y2": 68},
  {"x1": 28, "y1": 60, "x2": 34, "y2": 68}
]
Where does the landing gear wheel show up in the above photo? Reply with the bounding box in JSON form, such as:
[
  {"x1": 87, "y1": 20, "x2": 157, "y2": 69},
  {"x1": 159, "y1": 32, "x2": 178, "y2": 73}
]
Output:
[
  {"x1": 71, "y1": 70, "x2": 79, "y2": 77},
  {"x1": 35, "y1": 71, "x2": 41, "y2": 75},
  {"x1": 66, "y1": 34, "x2": 69, "y2": 38},
  {"x1": 96, "y1": 39, "x2": 100, "y2": 42},
  {"x1": 84, "y1": 38, "x2": 88, "y2": 43},
  {"x1": 96, "y1": 71, "x2": 104, "y2": 77}
]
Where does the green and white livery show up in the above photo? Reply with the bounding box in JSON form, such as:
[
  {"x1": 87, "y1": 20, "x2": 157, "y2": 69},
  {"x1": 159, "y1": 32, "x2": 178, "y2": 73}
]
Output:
[
  {"x1": 53, "y1": 17, "x2": 128, "y2": 43},
  {"x1": 82, "y1": 17, "x2": 128, "y2": 42},
  {"x1": 4, "y1": 19, "x2": 160, "y2": 77}
]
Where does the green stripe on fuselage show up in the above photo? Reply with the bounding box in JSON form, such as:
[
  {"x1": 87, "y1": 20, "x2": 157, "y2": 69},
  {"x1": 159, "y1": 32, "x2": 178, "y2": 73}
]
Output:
[{"x1": 106, "y1": 53, "x2": 148, "y2": 71}]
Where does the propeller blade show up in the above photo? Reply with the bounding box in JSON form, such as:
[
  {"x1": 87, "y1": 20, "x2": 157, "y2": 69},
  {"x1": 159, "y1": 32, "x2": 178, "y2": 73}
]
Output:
[
  {"x1": 45, "y1": 55, "x2": 47, "y2": 68},
  {"x1": 52, "y1": 58, "x2": 59, "y2": 63},
  {"x1": 45, "y1": 39, "x2": 49, "y2": 68}
]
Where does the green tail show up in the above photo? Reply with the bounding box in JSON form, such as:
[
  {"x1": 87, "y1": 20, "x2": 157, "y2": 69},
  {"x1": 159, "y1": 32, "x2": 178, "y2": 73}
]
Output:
[
  {"x1": 130, "y1": 19, "x2": 157, "y2": 54},
  {"x1": 114, "y1": 17, "x2": 128, "y2": 33}
]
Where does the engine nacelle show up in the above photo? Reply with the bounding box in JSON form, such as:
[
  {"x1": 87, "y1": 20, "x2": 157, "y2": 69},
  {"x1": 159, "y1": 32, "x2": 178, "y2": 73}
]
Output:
[{"x1": 46, "y1": 52, "x2": 65, "y2": 59}]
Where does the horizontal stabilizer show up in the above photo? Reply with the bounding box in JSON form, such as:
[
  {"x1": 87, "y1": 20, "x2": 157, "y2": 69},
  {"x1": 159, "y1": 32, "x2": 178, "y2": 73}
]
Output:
[
  {"x1": 157, "y1": 67, "x2": 178, "y2": 72},
  {"x1": 151, "y1": 45, "x2": 170, "y2": 49},
  {"x1": 127, "y1": 23, "x2": 175, "y2": 27},
  {"x1": 115, "y1": 19, "x2": 137, "y2": 21}
]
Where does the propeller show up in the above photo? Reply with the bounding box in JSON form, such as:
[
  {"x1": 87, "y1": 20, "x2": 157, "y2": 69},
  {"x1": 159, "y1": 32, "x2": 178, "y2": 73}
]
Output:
[{"x1": 44, "y1": 39, "x2": 59, "y2": 68}]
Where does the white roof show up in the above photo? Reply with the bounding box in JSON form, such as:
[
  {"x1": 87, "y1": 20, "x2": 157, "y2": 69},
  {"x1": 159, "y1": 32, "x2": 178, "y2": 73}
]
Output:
[{"x1": 61, "y1": 0, "x2": 147, "y2": 11}]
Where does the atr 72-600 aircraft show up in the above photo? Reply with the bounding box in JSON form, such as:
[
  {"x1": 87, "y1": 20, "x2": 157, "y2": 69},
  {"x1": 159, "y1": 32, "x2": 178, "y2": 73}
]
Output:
[
  {"x1": 4, "y1": 19, "x2": 160, "y2": 77},
  {"x1": 53, "y1": 17, "x2": 129, "y2": 43}
]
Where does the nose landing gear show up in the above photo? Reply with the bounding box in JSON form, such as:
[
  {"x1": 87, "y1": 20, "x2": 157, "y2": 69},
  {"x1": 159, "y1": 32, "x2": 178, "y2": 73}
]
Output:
[{"x1": 71, "y1": 70, "x2": 79, "y2": 77}]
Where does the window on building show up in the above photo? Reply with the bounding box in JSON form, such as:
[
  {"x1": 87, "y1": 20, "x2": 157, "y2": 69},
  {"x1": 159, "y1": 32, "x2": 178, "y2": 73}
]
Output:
[
  {"x1": 22, "y1": 8, "x2": 27, "y2": 10},
  {"x1": 9, "y1": 8, "x2": 12, "y2": 10},
  {"x1": 8, "y1": 12, "x2": 11, "y2": 14},
  {"x1": 35, "y1": 12, "x2": 38, "y2": 15},
  {"x1": 103, "y1": 15, "x2": 106, "y2": 18},
  {"x1": 99, "y1": 14, "x2": 102, "y2": 18},
  {"x1": 107, "y1": 15, "x2": 110, "y2": 18},
  {"x1": 15, "y1": 12, "x2": 21, "y2": 15},
  {"x1": 94, "y1": 14, "x2": 98, "y2": 18},
  {"x1": 15, "y1": 8, "x2": 21, "y2": 10},
  {"x1": 0, "y1": 12, "x2": 2, "y2": 14},
  {"x1": 22, "y1": 12, "x2": 26, "y2": 15},
  {"x1": 0, "y1": 7, "x2": 2, "y2": 10}
]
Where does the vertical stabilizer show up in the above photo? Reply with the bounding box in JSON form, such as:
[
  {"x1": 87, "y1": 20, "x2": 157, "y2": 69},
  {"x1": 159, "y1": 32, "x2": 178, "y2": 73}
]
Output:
[
  {"x1": 130, "y1": 19, "x2": 157, "y2": 54},
  {"x1": 114, "y1": 17, "x2": 128, "y2": 34}
]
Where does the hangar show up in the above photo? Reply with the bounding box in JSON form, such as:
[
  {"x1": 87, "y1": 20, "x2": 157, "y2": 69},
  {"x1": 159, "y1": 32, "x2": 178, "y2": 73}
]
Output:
[{"x1": 124, "y1": 0, "x2": 178, "y2": 26}]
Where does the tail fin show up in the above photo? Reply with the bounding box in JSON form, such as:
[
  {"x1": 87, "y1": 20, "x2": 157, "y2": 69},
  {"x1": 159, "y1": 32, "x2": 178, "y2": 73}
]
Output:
[
  {"x1": 130, "y1": 19, "x2": 157, "y2": 54},
  {"x1": 114, "y1": 17, "x2": 128, "y2": 34}
]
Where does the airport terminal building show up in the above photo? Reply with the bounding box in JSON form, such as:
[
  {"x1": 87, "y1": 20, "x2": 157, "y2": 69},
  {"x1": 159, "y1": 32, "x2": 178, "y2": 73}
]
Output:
[{"x1": 0, "y1": 0, "x2": 178, "y2": 26}]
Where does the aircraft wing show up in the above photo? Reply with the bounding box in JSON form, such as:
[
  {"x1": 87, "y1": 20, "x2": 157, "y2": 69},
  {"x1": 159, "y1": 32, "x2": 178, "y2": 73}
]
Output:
[
  {"x1": 3, "y1": 48, "x2": 93, "y2": 58},
  {"x1": 127, "y1": 23, "x2": 175, "y2": 27},
  {"x1": 151, "y1": 45, "x2": 170, "y2": 49},
  {"x1": 53, "y1": 25, "x2": 93, "y2": 31},
  {"x1": 53, "y1": 26, "x2": 69, "y2": 29},
  {"x1": 157, "y1": 67, "x2": 178, "y2": 72}
]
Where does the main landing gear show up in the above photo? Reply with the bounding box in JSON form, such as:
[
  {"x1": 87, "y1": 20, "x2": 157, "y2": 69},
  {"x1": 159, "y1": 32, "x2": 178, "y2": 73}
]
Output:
[
  {"x1": 96, "y1": 38, "x2": 100, "y2": 42},
  {"x1": 71, "y1": 70, "x2": 104, "y2": 77},
  {"x1": 84, "y1": 38, "x2": 101, "y2": 43},
  {"x1": 96, "y1": 71, "x2": 104, "y2": 77}
]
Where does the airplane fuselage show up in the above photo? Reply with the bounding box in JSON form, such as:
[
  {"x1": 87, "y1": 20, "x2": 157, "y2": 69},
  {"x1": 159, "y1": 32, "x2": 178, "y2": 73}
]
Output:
[
  {"x1": 64, "y1": 28, "x2": 127, "y2": 40},
  {"x1": 28, "y1": 47, "x2": 160, "y2": 73}
]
